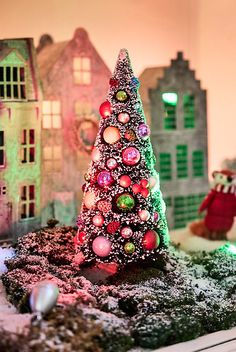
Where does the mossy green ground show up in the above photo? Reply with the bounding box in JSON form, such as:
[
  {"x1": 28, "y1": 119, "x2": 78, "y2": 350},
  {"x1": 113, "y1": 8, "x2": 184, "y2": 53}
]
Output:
[{"x1": 1, "y1": 226, "x2": 236, "y2": 351}]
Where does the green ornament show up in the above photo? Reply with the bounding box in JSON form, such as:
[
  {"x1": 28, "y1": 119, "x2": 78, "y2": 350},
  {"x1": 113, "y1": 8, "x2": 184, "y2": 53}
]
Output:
[
  {"x1": 116, "y1": 193, "x2": 135, "y2": 212},
  {"x1": 116, "y1": 90, "x2": 128, "y2": 102},
  {"x1": 124, "y1": 242, "x2": 135, "y2": 254}
]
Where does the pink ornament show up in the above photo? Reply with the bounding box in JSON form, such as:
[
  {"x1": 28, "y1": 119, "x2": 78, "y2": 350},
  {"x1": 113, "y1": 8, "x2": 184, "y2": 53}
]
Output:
[
  {"x1": 138, "y1": 209, "x2": 150, "y2": 221},
  {"x1": 91, "y1": 147, "x2": 100, "y2": 162},
  {"x1": 120, "y1": 226, "x2": 133, "y2": 238},
  {"x1": 106, "y1": 158, "x2": 118, "y2": 170},
  {"x1": 99, "y1": 101, "x2": 111, "y2": 119},
  {"x1": 142, "y1": 230, "x2": 160, "y2": 250},
  {"x1": 154, "y1": 212, "x2": 159, "y2": 222},
  {"x1": 103, "y1": 126, "x2": 121, "y2": 144},
  {"x1": 122, "y1": 147, "x2": 140, "y2": 166},
  {"x1": 119, "y1": 175, "x2": 131, "y2": 188},
  {"x1": 97, "y1": 171, "x2": 114, "y2": 188},
  {"x1": 118, "y1": 112, "x2": 130, "y2": 124},
  {"x1": 92, "y1": 236, "x2": 112, "y2": 257},
  {"x1": 84, "y1": 191, "x2": 96, "y2": 209},
  {"x1": 92, "y1": 214, "x2": 104, "y2": 227}
]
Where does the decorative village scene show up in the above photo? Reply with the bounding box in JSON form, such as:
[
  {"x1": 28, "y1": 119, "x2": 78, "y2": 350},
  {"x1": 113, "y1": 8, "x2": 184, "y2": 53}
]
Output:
[{"x1": 0, "y1": 1, "x2": 236, "y2": 351}]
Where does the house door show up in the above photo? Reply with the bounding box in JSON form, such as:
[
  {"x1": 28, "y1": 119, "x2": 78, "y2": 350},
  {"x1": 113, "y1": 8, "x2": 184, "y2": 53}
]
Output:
[{"x1": 0, "y1": 184, "x2": 12, "y2": 240}]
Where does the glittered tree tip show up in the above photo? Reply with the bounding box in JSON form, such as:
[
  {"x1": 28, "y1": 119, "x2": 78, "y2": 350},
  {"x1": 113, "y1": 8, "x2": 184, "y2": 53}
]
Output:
[{"x1": 112, "y1": 48, "x2": 134, "y2": 80}]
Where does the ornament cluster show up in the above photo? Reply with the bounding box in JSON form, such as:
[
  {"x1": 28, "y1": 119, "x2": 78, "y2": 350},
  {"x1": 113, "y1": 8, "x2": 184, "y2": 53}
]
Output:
[{"x1": 75, "y1": 49, "x2": 169, "y2": 264}]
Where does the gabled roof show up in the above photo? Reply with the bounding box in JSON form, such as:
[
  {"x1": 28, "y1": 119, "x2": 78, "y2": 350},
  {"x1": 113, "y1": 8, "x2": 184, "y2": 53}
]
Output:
[
  {"x1": 37, "y1": 41, "x2": 68, "y2": 81},
  {"x1": 139, "y1": 66, "x2": 165, "y2": 104}
]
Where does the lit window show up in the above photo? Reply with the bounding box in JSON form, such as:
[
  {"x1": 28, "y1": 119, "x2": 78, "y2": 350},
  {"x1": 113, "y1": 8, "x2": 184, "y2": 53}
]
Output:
[
  {"x1": 42, "y1": 101, "x2": 61, "y2": 129},
  {"x1": 174, "y1": 193, "x2": 205, "y2": 229},
  {"x1": 20, "y1": 184, "x2": 35, "y2": 219},
  {"x1": 183, "y1": 94, "x2": 195, "y2": 128},
  {"x1": 192, "y1": 150, "x2": 204, "y2": 177},
  {"x1": 43, "y1": 145, "x2": 62, "y2": 173},
  {"x1": 176, "y1": 145, "x2": 188, "y2": 178},
  {"x1": 162, "y1": 92, "x2": 177, "y2": 130},
  {"x1": 0, "y1": 131, "x2": 5, "y2": 168},
  {"x1": 159, "y1": 153, "x2": 172, "y2": 180},
  {"x1": 0, "y1": 66, "x2": 26, "y2": 100},
  {"x1": 73, "y1": 57, "x2": 91, "y2": 85},
  {"x1": 21, "y1": 129, "x2": 35, "y2": 163}
]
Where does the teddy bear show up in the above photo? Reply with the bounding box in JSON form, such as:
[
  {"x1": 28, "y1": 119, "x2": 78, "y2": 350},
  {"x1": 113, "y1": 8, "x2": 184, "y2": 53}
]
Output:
[{"x1": 190, "y1": 170, "x2": 236, "y2": 240}]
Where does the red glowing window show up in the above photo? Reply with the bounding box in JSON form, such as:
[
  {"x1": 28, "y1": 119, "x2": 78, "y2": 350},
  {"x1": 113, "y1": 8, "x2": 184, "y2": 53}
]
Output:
[{"x1": 20, "y1": 184, "x2": 35, "y2": 219}]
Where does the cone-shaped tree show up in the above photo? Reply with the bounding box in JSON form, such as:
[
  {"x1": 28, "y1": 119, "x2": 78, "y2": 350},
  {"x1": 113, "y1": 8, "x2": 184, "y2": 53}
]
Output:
[{"x1": 75, "y1": 49, "x2": 169, "y2": 264}]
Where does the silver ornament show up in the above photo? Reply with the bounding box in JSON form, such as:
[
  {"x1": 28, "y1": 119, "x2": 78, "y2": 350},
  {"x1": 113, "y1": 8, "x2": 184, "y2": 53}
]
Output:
[{"x1": 30, "y1": 281, "x2": 59, "y2": 315}]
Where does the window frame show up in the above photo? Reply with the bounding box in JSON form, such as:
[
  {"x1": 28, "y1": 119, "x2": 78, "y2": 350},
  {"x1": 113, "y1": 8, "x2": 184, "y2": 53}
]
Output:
[
  {"x1": 20, "y1": 184, "x2": 36, "y2": 220},
  {"x1": 192, "y1": 150, "x2": 204, "y2": 177},
  {"x1": 0, "y1": 65, "x2": 26, "y2": 100},
  {"x1": 42, "y1": 100, "x2": 62, "y2": 129},
  {"x1": 73, "y1": 57, "x2": 91, "y2": 85},
  {"x1": 176, "y1": 145, "x2": 188, "y2": 178},
  {"x1": 159, "y1": 153, "x2": 172, "y2": 181},
  {"x1": 183, "y1": 94, "x2": 195, "y2": 129},
  {"x1": 162, "y1": 92, "x2": 178, "y2": 130},
  {"x1": 43, "y1": 145, "x2": 62, "y2": 173},
  {"x1": 21, "y1": 129, "x2": 36, "y2": 164}
]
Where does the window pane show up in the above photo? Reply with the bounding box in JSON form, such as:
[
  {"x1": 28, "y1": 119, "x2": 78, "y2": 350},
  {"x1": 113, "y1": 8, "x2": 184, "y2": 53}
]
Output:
[
  {"x1": 0, "y1": 67, "x2": 3, "y2": 82},
  {"x1": 73, "y1": 58, "x2": 82, "y2": 70},
  {"x1": 162, "y1": 92, "x2": 177, "y2": 130},
  {"x1": 29, "y1": 203, "x2": 35, "y2": 217},
  {"x1": 82, "y1": 57, "x2": 91, "y2": 70},
  {"x1": 21, "y1": 186, "x2": 27, "y2": 200},
  {"x1": 52, "y1": 101, "x2": 60, "y2": 114},
  {"x1": 29, "y1": 129, "x2": 35, "y2": 144},
  {"x1": 6, "y1": 67, "x2": 11, "y2": 82},
  {"x1": 0, "y1": 131, "x2": 4, "y2": 147},
  {"x1": 43, "y1": 115, "x2": 52, "y2": 129},
  {"x1": 74, "y1": 71, "x2": 83, "y2": 84},
  {"x1": 53, "y1": 146, "x2": 62, "y2": 159},
  {"x1": 20, "y1": 67, "x2": 25, "y2": 82},
  {"x1": 176, "y1": 145, "x2": 188, "y2": 178},
  {"x1": 44, "y1": 160, "x2": 53, "y2": 172},
  {"x1": 29, "y1": 147, "x2": 35, "y2": 162},
  {"x1": 6, "y1": 85, "x2": 11, "y2": 98},
  {"x1": 42, "y1": 101, "x2": 51, "y2": 114},
  {"x1": 159, "y1": 153, "x2": 172, "y2": 180},
  {"x1": 0, "y1": 85, "x2": 4, "y2": 98},
  {"x1": 43, "y1": 146, "x2": 53, "y2": 160},
  {"x1": 21, "y1": 203, "x2": 27, "y2": 219},
  {"x1": 0, "y1": 150, "x2": 4, "y2": 166},
  {"x1": 20, "y1": 85, "x2": 26, "y2": 99},
  {"x1": 54, "y1": 160, "x2": 61, "y2": 172},
  {"x1": 82, "y1": 71, "x2": 91, "y2": 85},
  {"x1": 13, "y1": 67, "x2": 18, "y2": 82},
  {"x1": 52, "y1": 115, "x2": 61, "y2": 129},
  {"x1": 29, "y1": 185, "x2": 35, "y2": 200},
  {"x1": 184, "y1": 94, "x2": 195, "y2": 129},
  {"x1": 13, "y1": 85, "x2": 18, "y2": 98},
  {"x1": 22, "y1": 130, "x2": 27, "y2": 144},
  {"x1": 193, "y1": 150, "x2": 204, "y2": 177},
  {"x1": 21, "y1": 147, "x2": 27, "y2": 163}
]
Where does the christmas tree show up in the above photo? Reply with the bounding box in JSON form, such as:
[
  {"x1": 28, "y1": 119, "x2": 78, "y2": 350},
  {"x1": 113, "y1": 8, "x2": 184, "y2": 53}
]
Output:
[{"x1": 75, "y1": 49, "x2": 169, "y2": 264}]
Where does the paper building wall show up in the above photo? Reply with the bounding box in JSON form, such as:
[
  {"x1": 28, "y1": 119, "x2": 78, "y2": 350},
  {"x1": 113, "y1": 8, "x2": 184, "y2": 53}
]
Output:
[
  {"x1": 37, "y1": 28, "x2": 111, "y2": 226},
  {"x1": 139, "y1": 52, "x2": 209, "y2": 229},
  {"x1": 0, "y1": 38, "x2": 42, "y2": 241}
]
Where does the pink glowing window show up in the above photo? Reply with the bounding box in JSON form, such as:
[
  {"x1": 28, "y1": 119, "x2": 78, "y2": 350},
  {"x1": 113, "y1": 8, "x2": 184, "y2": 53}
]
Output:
[
  {"x1": 73, "y1": 57, "x2": 91, "y2": 85},
  {"x1": 0, "y1": 66, "x2": 26, "y2": 100},
  {"x1": 21, "y1": 129, "x2": 35, "y2": 163},
  {"x1": 42, "y1": 101, "x2": 61, "y2": 129},
  {"x1": 20, "y1": 184, "x2": 35, "y2": 219},
  {"x1": 0, "y1": 131, "x2": 5, "y2": 167}
]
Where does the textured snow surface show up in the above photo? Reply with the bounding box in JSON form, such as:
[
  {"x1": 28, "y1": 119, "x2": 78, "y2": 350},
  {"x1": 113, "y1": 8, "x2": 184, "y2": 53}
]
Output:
[{"x1": 0, "y1": 247, "x2": 15, "y2": 274}]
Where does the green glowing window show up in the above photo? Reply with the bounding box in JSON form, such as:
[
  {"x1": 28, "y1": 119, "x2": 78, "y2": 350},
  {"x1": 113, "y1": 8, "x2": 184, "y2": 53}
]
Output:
[
  {"x1": 73, "y1": 57, "x2": 91, "y2": 85},
  {"x1": 162, "y1": 92, "x2": 177, "y2": 130},
  {"x1": 164, "y1": 197, "x2": 172, "y2": 208},
  {"x1": 20, "y1": 184, "x2": 35, "y2": 219},
  {"x1": 43, "y1": 145, "x2": 62, "y2": 173},
  {"x1": 0, "y1": 66, "x2": 25, "y2": 100},
  {"x1": 42, "y1": 101, "x2": 61, "y2": 129},
  {"x1": 176, "y1": 145, "x2": 188, "y2": 178},
  {"x1": 21, "y1": 129, "x2": 35, "y2": 163},
  {"x1": 0, "y1": 131, "x2": 5, "y2": 167},
  {"x1": 192, "y1": 150, "x2": 204, "y2": 177},
  {"x1": 174, "y1": 193, "x2": 205, "y2": 229},
  {"x1": 183, "y1": 94, "x2": 195, "y2": 128},
  {"x1": 159, "y1": 153, "x2": 172, "y2": 180}
]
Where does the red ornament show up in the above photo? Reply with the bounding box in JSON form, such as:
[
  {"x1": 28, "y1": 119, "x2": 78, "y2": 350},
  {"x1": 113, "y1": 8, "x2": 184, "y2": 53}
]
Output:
[
  {"x1": 142, "y1": 230, "x2": 160, "y2": 250},
  {"x1": 119, "y1": 175, "x2": 131, "y2": 188},
  {"x1": 109, "y1": 78, "x2": 119, "y2": 87},
  {"x1": 99, "y1": 101, "x2": 112, "y2": 119},
  {"x1": 132, "y1": 183, "x2": 142, "y2": 194},
  {"x1": 141, "y1": 188, "x2": 149, "y2": 198},
  {"x1": 107, "y1": 221, "x2": 120, "y2": 234},
  {"x1": 140, "y1": 179, "x2": 149, "y2": 188},
  {"x1": 122, "y1": 147, "x2": 140, "y2": 166},
  {"x1": 74, "y1": 231, "x2": 86, "y2": 245},
  {"x1": 97, "y1": 199, "x2": 112, "y2": 212}
]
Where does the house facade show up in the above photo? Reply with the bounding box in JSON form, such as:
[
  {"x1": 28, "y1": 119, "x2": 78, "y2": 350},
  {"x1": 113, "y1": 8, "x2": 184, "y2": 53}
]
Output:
[
  {"x1": 37, "y1": 28, "x2": 111, "y2": 226},
  {"x1": 0, "y1": 38, "x2": 41, "y2": 241},
  {"x1": 139, "y1": 52, "x2": 208, "y2": 229}
]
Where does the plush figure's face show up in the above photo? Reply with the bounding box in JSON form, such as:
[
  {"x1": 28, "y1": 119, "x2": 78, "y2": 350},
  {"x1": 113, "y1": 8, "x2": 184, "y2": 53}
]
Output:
[{"x1": 213, "y1": 170, "x2": 236, "y2": 186}]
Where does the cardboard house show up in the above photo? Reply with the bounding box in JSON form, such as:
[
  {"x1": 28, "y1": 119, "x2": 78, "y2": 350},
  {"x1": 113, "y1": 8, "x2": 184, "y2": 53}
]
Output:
[
  {"x1": 37, "y1": 28, "x2": 111, "y2": 226},
  {"x1": 139, "y1": 52, "x2": 209, "y2": 229},
  {"x1": 0, "y1": 38, "x2": 42, "y2": 241}
]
